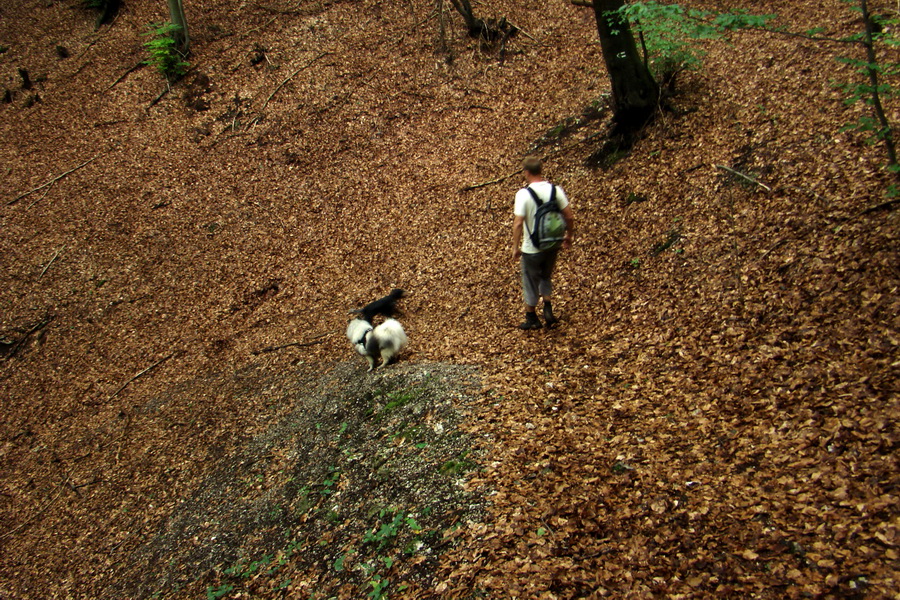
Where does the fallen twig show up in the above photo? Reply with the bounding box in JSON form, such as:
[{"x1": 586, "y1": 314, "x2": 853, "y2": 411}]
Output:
[
  {"x1": 760, "y1": 238, "x2": 787, "y2": 260},
  {"x1": 1, "y1": 316, "x2": 54, "y2": 360},
  {"x1": 0, "y1": 472, "x2": 71, "y2": 540},
  {"x1": 8, "y1": 156, "x2": 100, "y2": 205},
  {"x1": 714, "y1": 164, "x2": 772, "y2": 192},
  {"x1": 263, "y1": 51, "x2": 331, "y2": 110},
  {"x1": 460, "y1": 169, "x2": 522, "y2": 192},
  {"x1": 254, "y1": 328, "x2": 339, "y2": 354},
  {"x1": 861, "y1": 198, "x2": 900, "y2": 214},
  {"x1": 26, "y1": 181, "x2": 55, "y2": 210},
  {"x1": 253, "y1": 1, "x2": 307, "y2": 15},
  {"x1": 107, "y1": 61, "x2": 146, "y2": 91},
  {"x1": 148, "y1": 86, "x2": 171, "y2": 108},
  {"x1": 39, "y1": 245, "x2": 66, "y2": 280},
  {"x1": 461, "y1": 126, "x2": 609, "y2": 194},
  {"x1": 108, "y1": 353, "x2": 175, "y2": 401}
]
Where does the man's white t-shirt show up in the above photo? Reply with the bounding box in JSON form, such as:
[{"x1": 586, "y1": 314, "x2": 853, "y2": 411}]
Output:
[{"x1": 514, "y1": 181, "x2": 569, "y2": 254}]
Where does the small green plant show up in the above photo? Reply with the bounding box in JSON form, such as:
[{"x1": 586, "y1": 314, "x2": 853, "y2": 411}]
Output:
[
  {"x1": 294, "y1": 486, "x2": 314, "y2": 513},
  {"x1": 650, "y1": 229, "x2": 682, "y2": 255},
  {"x1": 612, "y1": 460, "x2": 634, "y2": 474},
  {"x1": 223, "y1": 554, "x2": 273, "y2": 579},
  {"x1": 374, "y1": 386, "x2": 421, "y2": 421},
  {"x1": 206, "y1": 584, "x2": 233, "y2": 600},
  {"x1": 143, "y1": 21, "x2": 189, "y2": 82},
  {"x1": 368, "y1": 575, "x2": 390, "y2": 600},
  {"x1": 439, "y1": 451, "x2": 475, "y2": 476},
  {"x1": 319, "y1": 466, "x2": 341, "y2": 496},
  {"x1": 363, "y1": 508, "x2": 405, "y2": 550},
  {"x1": 333, "y1": 549, "x2": 352, "y2": 572}
]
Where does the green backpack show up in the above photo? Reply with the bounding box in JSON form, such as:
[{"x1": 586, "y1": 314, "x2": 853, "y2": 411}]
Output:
[{"x1": 525, "y1": 184, "x2": 567, "y2": 251}]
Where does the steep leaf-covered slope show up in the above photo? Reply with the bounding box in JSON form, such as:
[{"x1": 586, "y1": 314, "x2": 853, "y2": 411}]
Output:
[{"x1": 0, "y1": 0, "x2": 896, "y2": 598}]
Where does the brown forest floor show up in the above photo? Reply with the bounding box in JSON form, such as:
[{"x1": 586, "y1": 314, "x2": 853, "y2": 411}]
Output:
[{"x1": 1, "y1": 0, "x2": 898, "y2": 598}]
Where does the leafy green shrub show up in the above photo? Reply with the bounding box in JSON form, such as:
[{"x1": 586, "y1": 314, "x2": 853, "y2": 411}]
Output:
[
  {"x1": 614, "y1": 2, "x2": 775, "y2": 91},
  {"x1": 143, "y1": 22, "x2": 189, "y2": 82}
]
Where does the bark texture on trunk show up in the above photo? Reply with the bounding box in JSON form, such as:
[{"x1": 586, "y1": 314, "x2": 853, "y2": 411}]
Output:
[
  {"x1": 592, "y1": 0, "x2": 659, "y2": 132},
  {"x1": 167, "y1": 0, "x2": 190, "y2": 53}
]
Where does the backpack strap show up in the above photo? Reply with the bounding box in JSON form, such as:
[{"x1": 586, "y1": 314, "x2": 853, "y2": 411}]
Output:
[{"x1": 525, "y1": 184, "x2": 556, "y2": 206}]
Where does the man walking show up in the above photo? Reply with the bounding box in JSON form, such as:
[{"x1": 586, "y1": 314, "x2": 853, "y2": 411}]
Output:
[{"x1": 511, "y1": 156, "x2": 575, "y2": 329}]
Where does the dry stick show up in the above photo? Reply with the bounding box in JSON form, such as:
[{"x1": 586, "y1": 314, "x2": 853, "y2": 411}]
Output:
[
  {"x1": 245, "y1": 16, "x2": 279, "y2": 39},
  {"x1": 108, "y1": 353, "x2": 175, "y2": 401},
  {"x1": 113, "y1": 413, "x2": 133, "y2": 465},
  {"x1": 26, "y1": 181, "x2": 55, "y2": 210},
  {"x1": 861, "y1": 198, "x2": 900, "y2": 214},
  {"x1": 714, "y1": 164, "x2": 772, "y2": 192},
  {"x1": 8, "y1": 156, "x2": 99, "y2": 205},
  {"x1": 461, "y1": 128, "x2": 608, "y2": 193},
  {"x1": 254, "y1": 328, "x2": 340, "y2": 354},
  {"x1": 461, "y1": 169, "x2": 521, "y2": 192},
  {"x1": 39, "y1": 245, "x2": 66, "y2": 280},
  {"x1": 253, "y1": 1, "x2": 307, "y2": 15},
  {"x1": 263, "y1": 52, "x2": 330, "y2": 110},
  {"x1": 5, "y1": 316, "x2": 53, "y2": 359},
  {"x1": 148, "y1": 86, "x2": 171, "y2": 108},
  {"x1": 0, "y1": 472, "x2": 71, "y2": 540},
  {"x1": 760, "y1": 238, "x2": 788, "y2": 260},
  {"x1": 107, "y1": 61, "x2": 146, "y2": 91}
]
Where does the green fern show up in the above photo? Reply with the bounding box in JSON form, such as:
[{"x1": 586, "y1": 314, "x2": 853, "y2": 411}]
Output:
[{"x1": 143, "y1": 22, "x2": 189, "y2": 82}]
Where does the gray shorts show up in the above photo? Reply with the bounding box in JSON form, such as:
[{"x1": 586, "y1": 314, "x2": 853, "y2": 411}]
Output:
[{"x1": 520, "y1": 249, "x2": 559, "y2": 307}]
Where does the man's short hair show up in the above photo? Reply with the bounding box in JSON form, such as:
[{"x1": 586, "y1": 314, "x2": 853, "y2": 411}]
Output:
[{"x1": 522, "y1": 156, "x2": 543, "y2": 176}]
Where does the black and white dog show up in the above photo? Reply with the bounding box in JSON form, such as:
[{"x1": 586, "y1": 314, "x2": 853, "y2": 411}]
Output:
[{"x1": 346, "y1": 289, "x2": 408, "y2": 371}]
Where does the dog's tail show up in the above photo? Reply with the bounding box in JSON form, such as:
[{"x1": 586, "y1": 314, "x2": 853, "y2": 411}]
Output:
[{"x1": 351, "y1": 288, "x2": 406, "y2": 323}]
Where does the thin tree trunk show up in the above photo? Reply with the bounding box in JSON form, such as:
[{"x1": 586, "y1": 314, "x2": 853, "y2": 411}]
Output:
[
  {"x1": 859, "y1": 0, "x2": 898, "y2": 175},
  {"x1": 167, "y1": 0, "x2": 190, "y2": 54},
  {"x1": 591, "y1": 0, "x2": 659, "y2": 132}
]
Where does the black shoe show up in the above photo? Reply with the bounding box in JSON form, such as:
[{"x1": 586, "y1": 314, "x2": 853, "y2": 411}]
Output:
[
  {"x1": 518, "y1": 312, "x2": 542, "y2": 330},
  {"x1": 543, "y1": 302, "x2": 559, "y2": 326}
]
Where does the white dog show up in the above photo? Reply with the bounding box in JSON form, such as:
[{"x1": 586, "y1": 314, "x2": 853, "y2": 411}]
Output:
[{"x1": 346, "y1": 317, "x2": 408, "y2": 371}]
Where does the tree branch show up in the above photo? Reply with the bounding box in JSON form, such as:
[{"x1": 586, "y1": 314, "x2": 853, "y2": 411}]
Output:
[
  {"x1": 253, "y1": 329, "x2": 339, "y2": 354},
  {"x1": 107, "y1": 61, "x2": 146, "y2": 91},
  {"x1": 108, "y1": 353, "x2": 175, "y2": 401},
  {"x1": 0, "y1": 471, "x2": 71, "y2": 540},
  {"x1": 715, "y1": 164, "x2": 772, "y2": 192},
  {"x1": 8, "y1": 156, "x2": 100, "y2": 205},
  {"x1": 263, "y1": 51, "x2": 331, "y2": 110},
  {"x1": 460, "y1": 169, "x2": 522, "y2": 192},
  {"x1": 39, "y1": 245, "x2": 66, "y2": 280}
]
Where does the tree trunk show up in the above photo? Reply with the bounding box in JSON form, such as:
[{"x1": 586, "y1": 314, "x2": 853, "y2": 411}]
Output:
[
  {"x1": 858, "y1": 0, "x2": 898, "y2": 175},
  {"x1": 96, "y1": 0, "x2": 121, "y2": 28},
  {"x1": 167, "y1": 0, "x2": 190, "y2": 54},
  {"x1": 591, "y1": 0, "x2": 659, "y2": 132}
]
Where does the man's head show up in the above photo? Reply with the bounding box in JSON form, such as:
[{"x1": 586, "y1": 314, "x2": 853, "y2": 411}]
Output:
[{"x1": 522, "y1": 156, "x2": 543, "y2": 177}]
